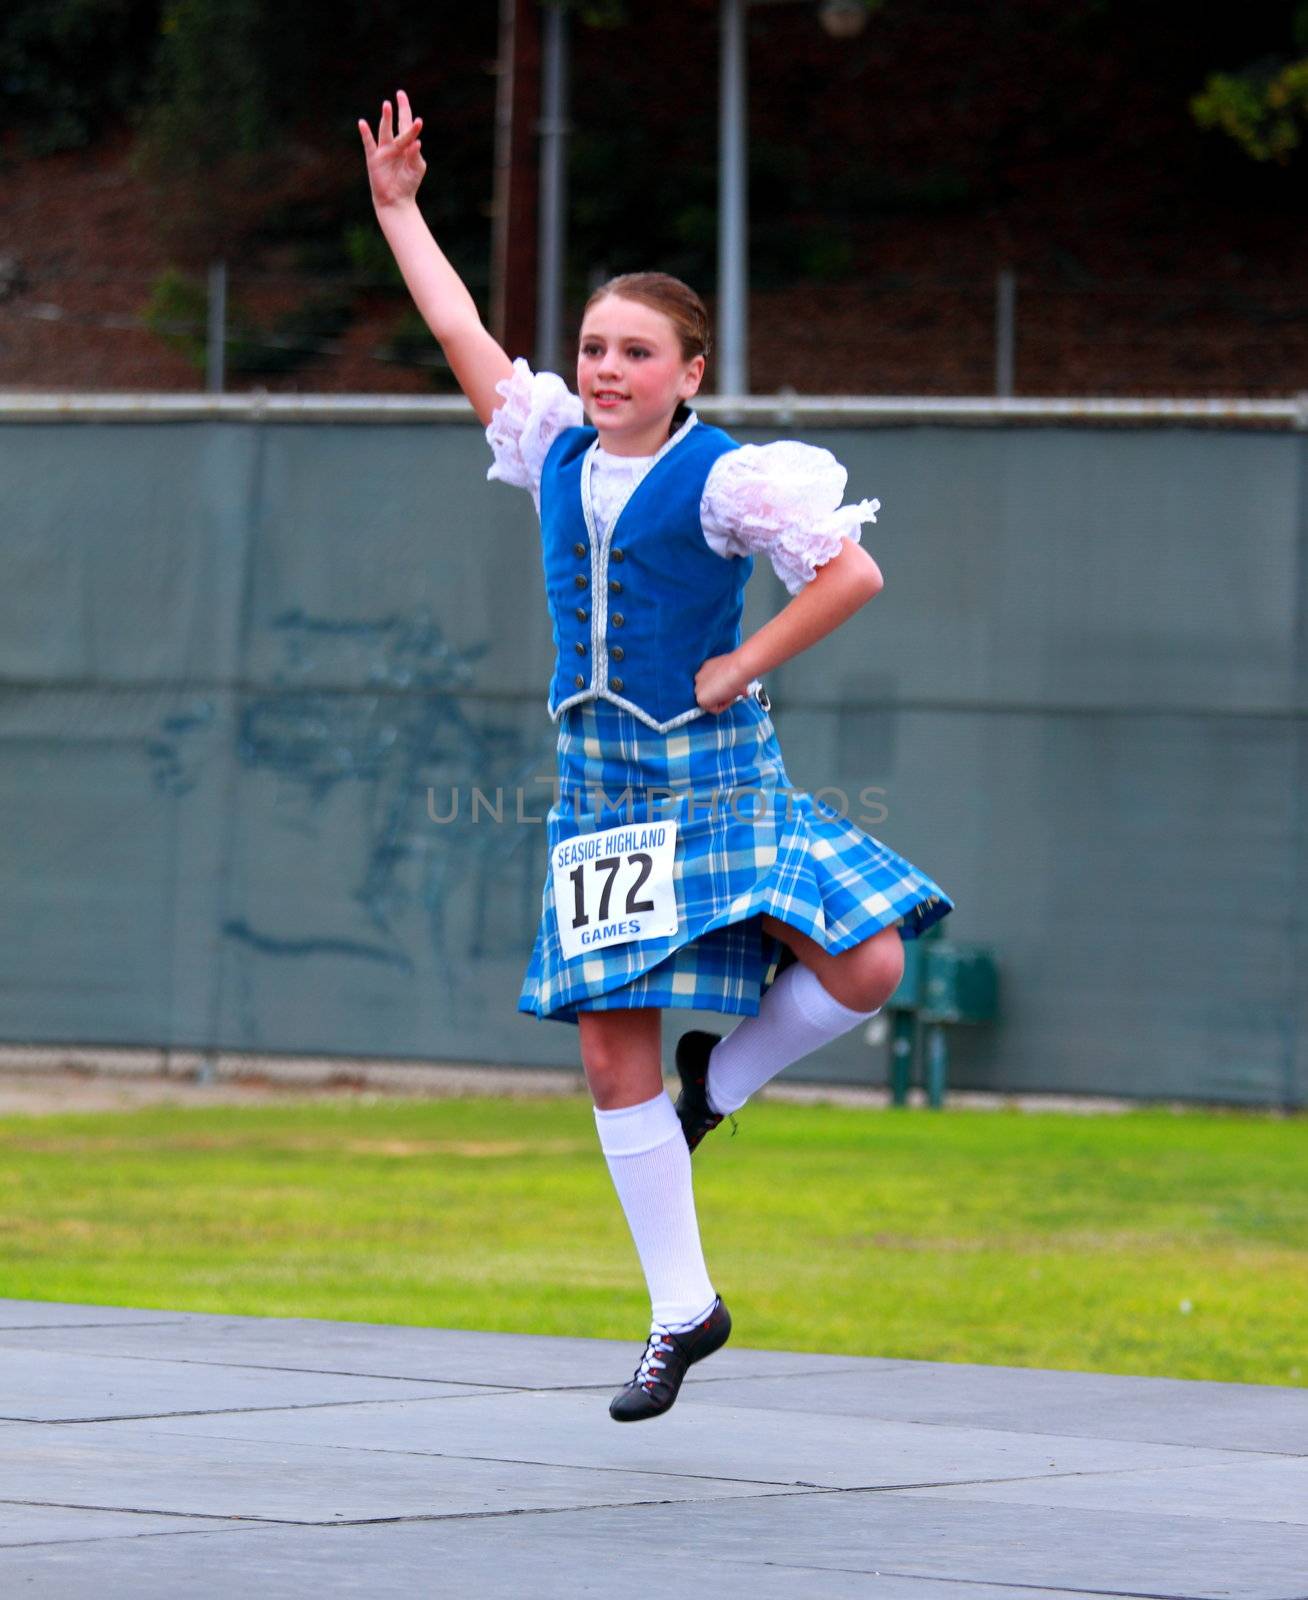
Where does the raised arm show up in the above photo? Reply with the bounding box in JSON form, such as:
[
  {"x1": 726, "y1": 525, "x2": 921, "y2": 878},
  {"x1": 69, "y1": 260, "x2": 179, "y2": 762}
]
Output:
[{"x1": 359, "y1": 90, "x2": 514, "y2": 426}]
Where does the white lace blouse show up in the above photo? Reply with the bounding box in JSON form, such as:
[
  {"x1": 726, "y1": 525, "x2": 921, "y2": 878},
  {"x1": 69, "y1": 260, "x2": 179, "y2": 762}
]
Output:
[{"x1": 484, "y1": 358, "x2": 879, "y2": 596}]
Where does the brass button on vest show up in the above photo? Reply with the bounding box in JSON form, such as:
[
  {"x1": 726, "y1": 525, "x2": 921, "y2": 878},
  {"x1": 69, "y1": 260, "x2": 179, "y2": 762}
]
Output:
[
  {"x1": 609, "y1": 579, "x2": 622, "y2": 594},
  {"x1": 573, "y1": 541, "x2": 587, "y2": 557},
  {"x1": 575, "y1": 606, "x2": 588, "y2": 622},
  {"x1": 610, "y1": 676, "x2": 624, "y2": 692},
  {"x1": 574, "y1": 574, "x2": 588, "y2": 589},
  {"x1": 611, "y1": 548, "x2": 625, "y2": 562},
  {"x1": 575, "y1": 641, "x2": 586, "y2": 655},
  {"x1": 611, "y1": 612, "x2": 624, "y2": 627},
  {"x1": 611, "y1": 645, "x2": 624, "y2": 661},
  {"x1": 574, "y1": 673, "x2": 585, "y2": 688}
]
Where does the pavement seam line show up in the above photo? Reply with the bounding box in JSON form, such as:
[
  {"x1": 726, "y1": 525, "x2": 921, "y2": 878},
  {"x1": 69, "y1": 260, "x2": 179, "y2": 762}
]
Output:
[
  {"x1": 758, "y1": 1557, "x2": 1205, "y2": 1600},
  {"x1": 0, "y1": 1485, "x2": 850, "y2": 1530}
]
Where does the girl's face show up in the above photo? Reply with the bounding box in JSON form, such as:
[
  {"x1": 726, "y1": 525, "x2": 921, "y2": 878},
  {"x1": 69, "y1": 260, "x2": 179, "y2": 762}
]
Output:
[{"x1": 576, "y1": 295, "x2": 705, "y2": 456}]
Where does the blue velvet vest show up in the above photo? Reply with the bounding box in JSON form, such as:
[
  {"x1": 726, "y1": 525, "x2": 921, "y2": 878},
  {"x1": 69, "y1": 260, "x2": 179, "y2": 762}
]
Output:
[{"x1": 539, "y1": 415, "x2": 752, "y2": 733}]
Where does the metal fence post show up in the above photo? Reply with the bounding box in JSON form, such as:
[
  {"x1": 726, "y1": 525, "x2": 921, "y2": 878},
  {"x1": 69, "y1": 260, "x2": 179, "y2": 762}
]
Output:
[
  {"x1": 206, "y1": 260, "x2": 226, "y2": 395},
  {"x1": 996, "y1": 267, "x2": 1015, "y2": 397}
]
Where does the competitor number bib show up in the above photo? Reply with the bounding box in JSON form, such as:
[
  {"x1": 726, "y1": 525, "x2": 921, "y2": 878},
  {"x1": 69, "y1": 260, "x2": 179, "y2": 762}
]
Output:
[{"x1": 552, "y1": 818, "x2": 679, "y2": 960}]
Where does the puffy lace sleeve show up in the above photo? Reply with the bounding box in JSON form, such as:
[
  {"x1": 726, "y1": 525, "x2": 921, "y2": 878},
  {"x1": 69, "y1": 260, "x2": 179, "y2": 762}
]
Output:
[
  {"x1": 485, "y1": 357, "x2": 587, "y2": 506},
  {"x1": 700, "y1": 441, "x2": 881, "y2": 596}
]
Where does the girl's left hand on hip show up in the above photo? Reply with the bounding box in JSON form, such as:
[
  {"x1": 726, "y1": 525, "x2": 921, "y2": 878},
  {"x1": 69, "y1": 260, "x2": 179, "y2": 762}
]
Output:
[{"x1": 694, "y1": 652, "x2": 752, "y2": 714}]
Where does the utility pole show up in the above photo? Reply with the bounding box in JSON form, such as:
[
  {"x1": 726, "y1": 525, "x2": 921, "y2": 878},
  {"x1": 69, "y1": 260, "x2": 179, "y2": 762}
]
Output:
[
  {"x1": 718, "y1": 0, "x2": 748, "y2": 398},
  {"x1": 536, "y1": 2, "x2": 570, "y2": 375},
  {"x1": 490, "y1": 0, "x2": 541, "y2": 361}
]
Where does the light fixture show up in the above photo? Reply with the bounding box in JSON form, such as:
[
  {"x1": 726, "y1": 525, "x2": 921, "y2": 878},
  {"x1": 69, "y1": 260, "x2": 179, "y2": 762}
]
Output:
[{"x1": 817, "y1": 0, "x2": 870, "y2": 38}]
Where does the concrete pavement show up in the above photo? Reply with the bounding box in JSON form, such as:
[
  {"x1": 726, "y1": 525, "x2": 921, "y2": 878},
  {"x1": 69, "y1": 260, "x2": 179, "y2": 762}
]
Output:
[{"x1": 0, "y1": 1296, "x2": 1303, "y2": 1597}]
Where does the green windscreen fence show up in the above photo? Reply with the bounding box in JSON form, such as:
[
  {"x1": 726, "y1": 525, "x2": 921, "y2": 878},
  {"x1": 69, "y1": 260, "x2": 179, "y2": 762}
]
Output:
[{"x1": 1, "y1": 410, "x2": 1303, "y2": 1106}]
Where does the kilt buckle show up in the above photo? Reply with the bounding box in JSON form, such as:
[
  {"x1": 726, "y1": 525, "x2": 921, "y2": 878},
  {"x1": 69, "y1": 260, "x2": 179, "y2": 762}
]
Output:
[{"x1": 754, "y1": 683, "x2": 771, "y2": 712}]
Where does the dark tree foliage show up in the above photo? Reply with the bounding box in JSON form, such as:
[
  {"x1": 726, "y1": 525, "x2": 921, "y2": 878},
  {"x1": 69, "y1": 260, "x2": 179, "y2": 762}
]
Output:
[
  {"x1": 0, "y1": 0, "x2": 163, "y2": 155},
  {"x1": 4, "y1": 0, "x2": 1304, "y2": 305},
  {"x1": 1191, "y1": 1, "x2": 1308, "y2": 163},
  {"x1": 131, "y1": 0, "x2": 497, "y2": 261}
]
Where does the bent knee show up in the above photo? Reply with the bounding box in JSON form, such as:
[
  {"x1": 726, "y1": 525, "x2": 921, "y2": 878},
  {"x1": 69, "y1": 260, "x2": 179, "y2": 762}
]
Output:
[{"x1": 829, "y1": 926, "x2": 904, "y2": 1011}]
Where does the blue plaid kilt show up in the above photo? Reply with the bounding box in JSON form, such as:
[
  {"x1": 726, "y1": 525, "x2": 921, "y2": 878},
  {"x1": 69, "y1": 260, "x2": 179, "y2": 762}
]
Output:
[{"x1": 519, "y1": 689, "x2": 953, "y2": 1025}]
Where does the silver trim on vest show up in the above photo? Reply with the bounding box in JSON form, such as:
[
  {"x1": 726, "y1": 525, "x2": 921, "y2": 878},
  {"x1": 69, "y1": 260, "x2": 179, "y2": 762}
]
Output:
[
  {"x1": 547, "y1": 410, "x2": 769, "y2": 733},
  {"x1": 549, "y1": 410, "x2": 703, "y2": 730}
]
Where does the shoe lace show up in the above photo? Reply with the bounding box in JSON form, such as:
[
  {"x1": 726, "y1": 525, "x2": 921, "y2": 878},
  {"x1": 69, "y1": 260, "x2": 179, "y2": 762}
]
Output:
[
  {"x1": 633, "y1": 1325, "x2": 677, "y2": 1390},
  {"x1": 727, "y1": 1112, "x2": 738, "y2": 1138}
]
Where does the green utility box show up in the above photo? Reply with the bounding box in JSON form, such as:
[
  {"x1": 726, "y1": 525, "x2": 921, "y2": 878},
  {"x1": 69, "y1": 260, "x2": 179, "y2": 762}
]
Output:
[{"x1": 886, "y1": 924, "x2": 999, "y2": 1108}]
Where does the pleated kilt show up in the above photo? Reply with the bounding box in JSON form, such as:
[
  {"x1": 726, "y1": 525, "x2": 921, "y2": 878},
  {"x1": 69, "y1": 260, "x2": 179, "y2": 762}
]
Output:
[{"x1": 518, "y1": 689, "x2": 953, "y2": 1025}]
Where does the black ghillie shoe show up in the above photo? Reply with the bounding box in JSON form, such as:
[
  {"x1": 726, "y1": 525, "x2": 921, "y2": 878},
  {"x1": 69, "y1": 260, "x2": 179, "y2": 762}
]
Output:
[
  {"x1": 608, "y1": 1296, "x2": 733, "y2": 1422},
  {"x1": 673, "y1": 1029, "x2": 737, "y2": 1153}
]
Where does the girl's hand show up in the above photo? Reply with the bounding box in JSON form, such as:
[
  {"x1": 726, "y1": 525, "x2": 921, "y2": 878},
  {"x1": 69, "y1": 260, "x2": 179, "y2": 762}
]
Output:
[
  {"x1": 358, "y1": 89, "x2": 426, "y2": 210},
  {"x1": 694, "y1": 652, "x2": 753, "y2": 714}
]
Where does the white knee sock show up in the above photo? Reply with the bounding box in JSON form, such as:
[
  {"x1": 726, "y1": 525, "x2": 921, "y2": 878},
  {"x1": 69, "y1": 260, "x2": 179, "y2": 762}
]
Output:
[
  {"x1": 706, "y1": 959, "x2": 881, "y2": 1115},
  {"x1": 593, "y1": 1089, "x2": 718, "y2": 1331}
]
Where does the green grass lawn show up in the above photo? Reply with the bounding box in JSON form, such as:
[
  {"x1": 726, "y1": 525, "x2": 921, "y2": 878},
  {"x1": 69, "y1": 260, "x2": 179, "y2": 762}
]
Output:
[{"x1": 0, "y1": 1094, "x2": 1303, "y2": 1387}]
